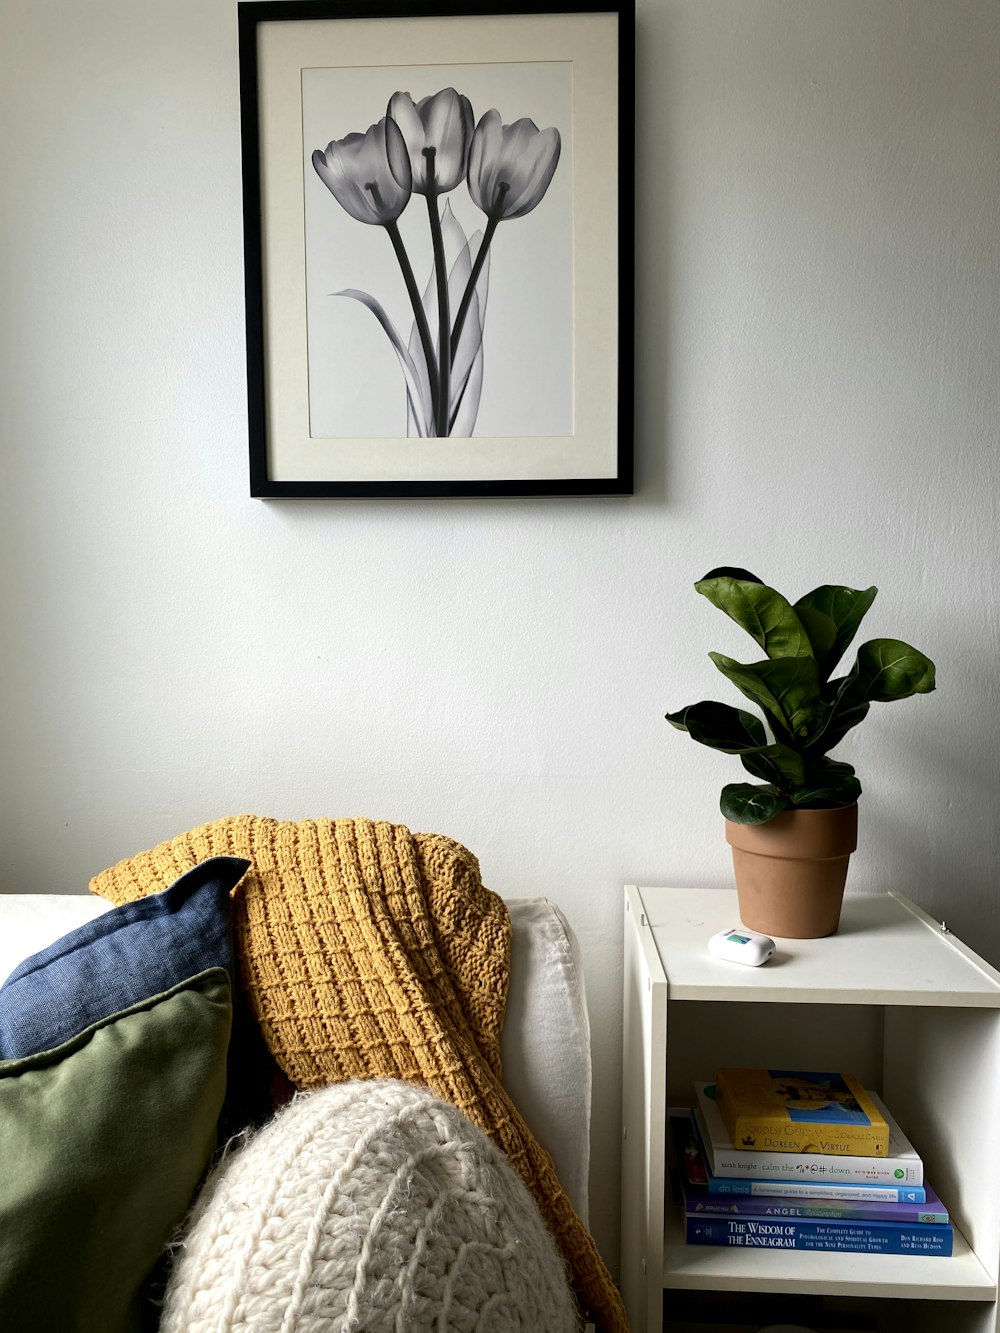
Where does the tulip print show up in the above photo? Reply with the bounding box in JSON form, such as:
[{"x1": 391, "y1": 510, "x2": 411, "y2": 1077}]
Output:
[{"x1": 311, "y1": 87, "x2": 561, "y2": 438}]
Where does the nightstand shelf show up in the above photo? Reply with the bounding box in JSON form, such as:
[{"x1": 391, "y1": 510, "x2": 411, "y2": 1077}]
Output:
[{"x1": 621, "y1": 885, "x2": 1000, "y2": 1333}]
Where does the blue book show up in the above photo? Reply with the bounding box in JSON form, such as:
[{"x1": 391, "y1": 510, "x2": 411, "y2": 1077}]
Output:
[
  {"x1": 675, "y1": 1112, "x2": 929, "y2": 1206},
  {"x1": 685, "y1": 1214, "x2": 953, "y2": 1255}
]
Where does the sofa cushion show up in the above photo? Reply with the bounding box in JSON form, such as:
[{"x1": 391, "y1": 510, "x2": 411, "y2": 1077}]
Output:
[
  {"x1": 0, "y1": 856, "x2": 248, "y2": 1060},
  {"x1": 160, "y1": 1078, "x2": 577, "y2": 1333},
  {"x1": 0, "y1": 968, "x2": 232, "y2": 1333}
]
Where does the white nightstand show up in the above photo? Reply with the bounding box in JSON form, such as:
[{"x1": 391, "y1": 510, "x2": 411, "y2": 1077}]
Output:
[{"x1": 621, "y1": 885, "x2": 1000, "y2": 1333}]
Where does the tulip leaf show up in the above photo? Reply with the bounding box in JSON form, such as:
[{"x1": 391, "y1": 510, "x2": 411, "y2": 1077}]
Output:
[
  {"x1": 445, "y1": 215, "x2": 490, "y2": 435},
  {"x1": 406, "y1": 307, "x2": 436, "y2": 439},
  {"x1": 793, "y1": 585, "x2": 878, "y2": 680},
  {"x1": 721, "y1": 783, "x2": 789, "y2": 825},
  {"x1": 696, "y1": 576, "x2": 814, "y2": 660},
  {"x1": 709, "y1": 653, "x2": 820, "y2": 740},
  {"x1": 791, "y1": 759, "x2": 862, "y2": 809},
  {"x1": 450, "y1": 340, "x2": 484, "y2": 439},
  {"x1": 338, "y1": 289, "x2": 432, "y2": 437},
  {"x1": 739, "y1": 744, "x2": 806, "y2": 789},
  {"x1": 665, "y1": 701, "x2": 767, "y2": 753}
]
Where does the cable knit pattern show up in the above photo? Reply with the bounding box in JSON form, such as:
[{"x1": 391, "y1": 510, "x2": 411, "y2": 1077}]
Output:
[
  {"x1": 90, "y1": 817, "x2": 627, "y2": 1333},
  {"x1": 160, "y1": 1080, "x2": 579, "y2": 1333}
]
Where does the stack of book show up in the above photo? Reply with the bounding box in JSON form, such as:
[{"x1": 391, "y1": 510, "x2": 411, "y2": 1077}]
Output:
[{"x1": 669, "y1": 1069, "x2": 953, "y2": 1256}]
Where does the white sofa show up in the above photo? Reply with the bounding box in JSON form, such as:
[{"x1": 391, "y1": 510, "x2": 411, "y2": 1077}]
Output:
[{"x1": 0, "y1": 891, "x2": 593, "y2": 1224}]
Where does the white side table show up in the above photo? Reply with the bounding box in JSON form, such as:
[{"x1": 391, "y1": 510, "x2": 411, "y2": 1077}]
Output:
[{"x1": 621, "y1": 885, "x2": 1000, "y2": 1333}]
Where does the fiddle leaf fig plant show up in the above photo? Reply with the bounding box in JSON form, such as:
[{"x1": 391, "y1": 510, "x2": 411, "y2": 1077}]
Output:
[{"x1": 667, "y1": 568, "x2": 936, "y2": 825}]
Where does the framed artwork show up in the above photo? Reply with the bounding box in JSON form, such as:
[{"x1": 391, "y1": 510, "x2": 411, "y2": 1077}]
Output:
[{"x1": 238, "y1": 0, "x2": 633, "y2": 498}]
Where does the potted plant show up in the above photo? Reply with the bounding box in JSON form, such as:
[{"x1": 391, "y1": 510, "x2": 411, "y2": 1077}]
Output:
[{"x1": 667, "y1": 568, "x2": 936, "y2": 937}]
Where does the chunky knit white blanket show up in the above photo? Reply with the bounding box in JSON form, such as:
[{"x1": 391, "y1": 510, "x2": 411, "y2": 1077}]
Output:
[{"x1": 160, "y1": 1080, "x2": 578, "y2": 1332}]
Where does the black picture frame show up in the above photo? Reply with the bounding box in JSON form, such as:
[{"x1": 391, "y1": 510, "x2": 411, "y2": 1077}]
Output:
[{"x1": 238, "y1": 0, "x2": 634, "y2": 498}]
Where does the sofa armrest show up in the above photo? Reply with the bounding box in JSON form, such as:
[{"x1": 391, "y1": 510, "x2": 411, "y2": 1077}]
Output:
[{"x1": 501, "y1": 897, "x2": 592, "y2": 1223}]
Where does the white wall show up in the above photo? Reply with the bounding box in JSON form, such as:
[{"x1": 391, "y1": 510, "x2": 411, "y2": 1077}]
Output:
[{"x1": 2, "y1": 0, "x2": 998, "y2": 1271}]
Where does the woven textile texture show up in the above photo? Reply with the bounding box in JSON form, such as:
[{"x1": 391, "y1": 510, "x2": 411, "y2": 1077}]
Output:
[
  {"x1": 91, "y1": 816, "x2": 627, "y2": 1333},
  {"x1": 160, "y1": 1079, "x2": 580, "y2": 1332}
]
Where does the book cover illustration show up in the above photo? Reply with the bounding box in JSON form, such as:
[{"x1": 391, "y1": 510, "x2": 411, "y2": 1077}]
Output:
[
  {"x1": 715, "y1": 1067, "x2": 890, "y2": 1156},
  {"x1": 685, "y1": 1214, "x2": 953, "y2": 1256},
  {"x1": 668, "y1": 1115, "x2": 946, "y2": 1223},
  {"x1": 695, "y1": 1083, "x2": 924, "y2": 1185}
]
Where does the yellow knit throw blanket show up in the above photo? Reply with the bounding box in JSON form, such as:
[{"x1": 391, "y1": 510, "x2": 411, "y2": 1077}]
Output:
[{"x1": 90, "y1": 816, "x2": 628, "y2": 1333}]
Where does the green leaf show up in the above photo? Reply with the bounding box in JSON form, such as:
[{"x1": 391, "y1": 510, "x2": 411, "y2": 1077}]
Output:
[
  {"x1": 803, "y1": 687, "x2": 871, "y2": 757},
  {"x1": 720, "y1": 783, "x2": 789, "y2": 824},
  {"x1": 709, "y1": 653, "x2": 820, "y2": 740},
  {"x1": 804, "y1": 637, "x2": 934, "y2": 757},
  {"x1": 793, "y1": 585, "x2": 878, "y2": 680},
  {"x1": 849, "y1": 638, "x2": 936, "y2": 702},
  {"x1": 665, "y1": 701, "x2": 767, "y2": 753},
  {"x1": 665, "y1": 706, "x2": 693, "y2": 733},
  {"x1": 696, "y1": 577, "x2": 814, "y2": 660},
  {"x1": 739, "y1": 743, "x2": 806, "y2": 789},
  {"x1": 791, "y1": 759, "x2": 862, "y2": 809},
  {"x1": 699, "y1": 567, "x2": 764, "y2": 584}
]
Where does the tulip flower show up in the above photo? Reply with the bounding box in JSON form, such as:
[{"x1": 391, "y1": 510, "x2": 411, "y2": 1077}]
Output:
[
  {"x1": 313, "y1": 116, "x2": 439, "y2": 428},
  {"x1": 467, "y1": 110, "x2": 561, "y2": 223},
  {"x1": 386, "y1": 88, "x2": 475, "y2": 195},
  {"x1": 385, "y1": 89, "x2": 475, "y2": 435},
  {"x1": 311, "y1": 117, "x2": 412, "y2": 225},
  {"x1": 450, "y1": 109, "x2": 561, "y2": 364}
]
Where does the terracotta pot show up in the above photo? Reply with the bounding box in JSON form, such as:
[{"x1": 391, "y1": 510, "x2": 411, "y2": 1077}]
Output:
[{"x1": 725, "y1": 806, "x2": 859, "y2": 938}]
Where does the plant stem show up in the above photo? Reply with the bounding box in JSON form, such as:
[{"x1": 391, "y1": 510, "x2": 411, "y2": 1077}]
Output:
[
  {"x1": 382, "y1": 217, "x2": 439, "y2": 430},
  {"x1": 423, "y1": 149, "x2": 450, "y2": 437},
  {"x1": 450, "y1": 212, "x2": 501, "y2": 365}
]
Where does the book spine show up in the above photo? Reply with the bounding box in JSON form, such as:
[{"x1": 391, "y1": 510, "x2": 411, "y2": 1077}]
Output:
[
  {"x1": 706, "y1": 1178, "x2": 927, "y2": 1204},
  {"x1": 685, "y1": 1196, "x2": 948, "y2": 1223},
  {"x1": 696, "y1": 1106, "x2": 923, "y2": 1185},
  {"x1": 685, "y1": 1215, "x2": 953, "y2": 1255}
]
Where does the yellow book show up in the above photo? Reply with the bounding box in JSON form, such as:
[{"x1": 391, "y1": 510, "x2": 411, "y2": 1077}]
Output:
[{"x1": 715, "y1": 1068, "x2": 891, "y2": 1156}]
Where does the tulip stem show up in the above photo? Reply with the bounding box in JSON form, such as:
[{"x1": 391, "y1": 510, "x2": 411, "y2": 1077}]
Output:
[
  {"x1": 450, "y1": 210, "x2": 502, "y2": 368},
  {"x1": 383, "y1": 218, "x2": 439, "y2": 430},
  {"x1": 423, "y1": 150, "x2": 451, "y2": 437}
]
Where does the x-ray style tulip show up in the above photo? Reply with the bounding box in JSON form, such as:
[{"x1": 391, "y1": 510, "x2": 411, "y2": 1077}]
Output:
[
  {"x1": 467, "y1": 110, "x2": 561, "y2": 222},
  {"x1": 386, "y1": 88, "x2": 475, "y2": 195},
  {"x1": 312, "y1": 89, "x2": 561, "y2": 438},
  {"x1": 311, "y1": 117, "x2": 412, "y2": 225}
]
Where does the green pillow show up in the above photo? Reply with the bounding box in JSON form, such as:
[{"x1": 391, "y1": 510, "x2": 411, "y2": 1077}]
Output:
[{"x1": 0, "y1": 967, "x2": 232, "y2": 1332}]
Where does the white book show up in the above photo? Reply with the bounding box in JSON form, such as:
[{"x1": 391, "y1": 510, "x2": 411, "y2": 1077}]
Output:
[{"x1": 694, "y1": 1082, "x2": 924, "y2": 1186}]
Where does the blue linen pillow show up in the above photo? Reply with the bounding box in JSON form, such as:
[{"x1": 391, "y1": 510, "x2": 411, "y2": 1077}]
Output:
[{"x1": 0, "y1": 856, "x2": 249, "y2": 1061}]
